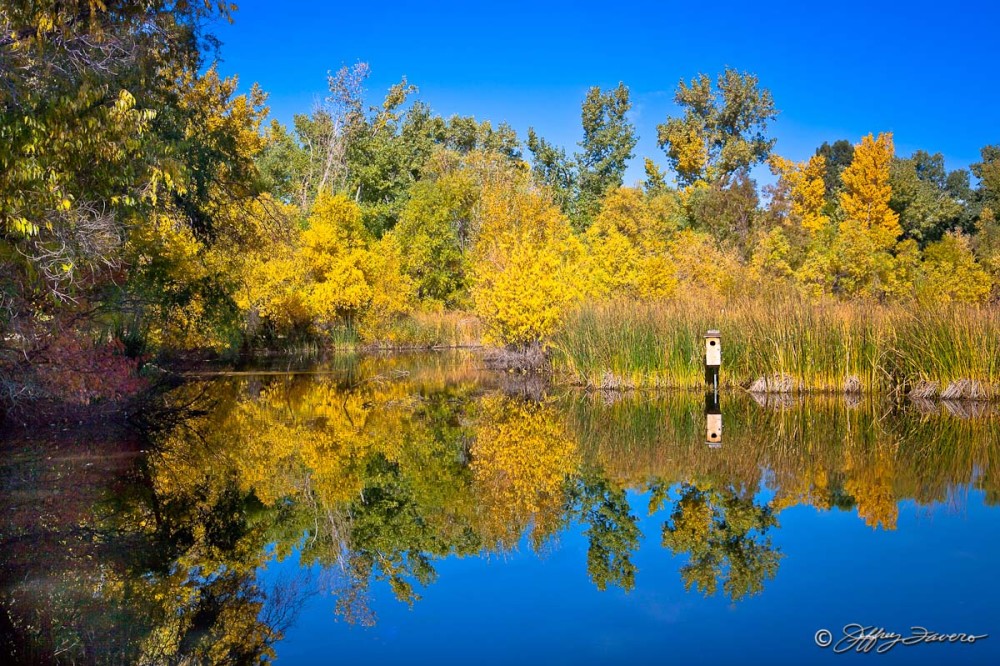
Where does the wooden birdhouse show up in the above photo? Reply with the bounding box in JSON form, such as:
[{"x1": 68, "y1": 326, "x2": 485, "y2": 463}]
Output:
[{"x1": 704, "y1": 330, "x2": 721, "y2": 367}]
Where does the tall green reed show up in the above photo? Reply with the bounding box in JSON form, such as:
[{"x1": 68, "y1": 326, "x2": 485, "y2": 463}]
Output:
[{"x1": 551, "y1": 293, "x2": 999, "y2": 397}]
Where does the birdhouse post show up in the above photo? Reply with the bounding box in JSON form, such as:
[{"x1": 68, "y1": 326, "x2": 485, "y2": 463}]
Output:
[{"x1": 704, "y1": 330, "x2": 721, "y2": 394}]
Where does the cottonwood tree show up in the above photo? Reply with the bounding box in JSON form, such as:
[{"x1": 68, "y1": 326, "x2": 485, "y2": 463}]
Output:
[
  {"x1": 575, "y1": 83, "x2": 637, "y2": 228},
  {"x1": 814, "y1": 139, "x2": 855, "y2": 204},
  {"x1": 257, "y1": 68, "x2": 522, "y2": 234},
  {"x1": 889, "y1": 150, "x2": 965, "y2": 245},
  {"x1": 656, "y1": 68, "x2": 778, "y2": 187},
  {"x1": 527, "y1": 83, "x2": 637, "y2": 230},
  {"x1": 972, "y1": 145, "x2": 1000, "y2": 216},
  {"x1": 526, "y1": 128, "x2": 575, "y2": 210}
]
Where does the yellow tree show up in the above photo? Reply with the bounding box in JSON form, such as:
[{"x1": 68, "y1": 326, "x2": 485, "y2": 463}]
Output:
[
  {"x1": 973, "y1": 207, "x2": 1000, "y2": 297},
  {"x1": 361, "y1": 232, "x2": 418, "y2": 340},
  {"x1": 919, "y1": 232, "x2": 991, "y2": 304},
  {"x1": 118, "y1": 67, "x2": 273, "y2": 351},
  {"x1": 750, "y1": 227, "x2": 794, "y2": 281},
  {"x1": 758, "y1": 154, "x2": 838, "y2": 295},
  {"x1": 839, "y1": 133, "x2": 901, "y2": 243},
  {"x1": 301, "y1": 192, "x2": 414, "y2": 338},
  {"x1": 769, "y1": 154, "x2": 829, "y2": 234},
  {"x1": 470, "y1": 161, "x2": 586, "y2": 347},
  {"x1": 831, "y1": 133, "x2": 911, "y2": 298},
  {"x1": 667, "y1": 229, "x2": 746, "y2": 295},
  {"x1": 126, "y1": 211, "x2": 216, "y2": 349},
  {"x1": 207, "y1": 196, "x2": 312, "y2": 337},
  {"x1": 585, "y1": 186, "x2": 680, "y2": 300}
]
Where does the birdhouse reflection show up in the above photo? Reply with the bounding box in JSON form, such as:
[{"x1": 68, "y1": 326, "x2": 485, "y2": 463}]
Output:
[{"x1": 706, "y1": 391, "x2": 722, "y2": 448}]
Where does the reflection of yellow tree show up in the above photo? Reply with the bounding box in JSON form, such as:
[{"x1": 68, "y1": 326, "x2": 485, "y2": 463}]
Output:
[
  {"x1": 148, "y1": 369, "x2": 497, "y2": 626},
  {"x1": 145, "y1": 378, "x2": 587, "y2": 628},
  {"x1": 471, "y1": 394, "x2": 579, "y2": 550},
  {"x1": 844, "y1": 443, "x2": 899, "y2": 530},
  {"x1": 225, "y1": 377, "x2": 414, "y2": 508},
  {"x1": 771, "y1": 463, "x2": 833, "y2": 513},
  {"x1": 76, "y1": 403, "x2": 306, "y2": 664},
  {"x1": 564, "y1": 391, "x2": 967, "y2": 532}
]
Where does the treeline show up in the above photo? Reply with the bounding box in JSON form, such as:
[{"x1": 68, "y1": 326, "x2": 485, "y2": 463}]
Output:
[{"x1": 2, "y1": 2, "x2": 999, "y2": 408}]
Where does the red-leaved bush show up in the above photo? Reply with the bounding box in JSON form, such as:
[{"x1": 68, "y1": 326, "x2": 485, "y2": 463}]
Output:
[{"x1": 33, "y1": 331, "x2": 146, "y2": 405}]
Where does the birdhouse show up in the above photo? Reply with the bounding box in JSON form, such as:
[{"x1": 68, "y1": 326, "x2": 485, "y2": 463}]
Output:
[{"x1": 704, "y1": 330, "x2": 721, "y2": 367}]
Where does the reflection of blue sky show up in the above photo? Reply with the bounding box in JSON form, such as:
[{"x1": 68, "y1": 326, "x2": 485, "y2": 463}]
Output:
[
  {"x1": 258, "y1": 487, "x2": 1000, "y2": 665},
  {"x1": 211, "y1": 0, "x2": 998, "y2": 190}
]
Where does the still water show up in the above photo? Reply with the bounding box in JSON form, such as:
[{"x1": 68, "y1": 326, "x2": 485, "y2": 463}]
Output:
[{"x1": 2, "y1": 352, "x2": 998, "y2": 664}]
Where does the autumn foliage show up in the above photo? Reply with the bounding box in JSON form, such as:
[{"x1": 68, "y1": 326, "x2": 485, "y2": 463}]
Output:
[
  {"x1": 32, "y1": 330, "x2": 145, "y2": 405},
  {"x1": 3, "y1": 0, "x2": 999, "y2": 411}
]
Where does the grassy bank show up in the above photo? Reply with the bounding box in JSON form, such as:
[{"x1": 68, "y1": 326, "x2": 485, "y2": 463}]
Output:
[
  {"x1": 223, "y1": 296, "x2": 1000, "y2": 402},
  {"x1": 551, "y1": 295, "x2": 1000, "y2": 399}
]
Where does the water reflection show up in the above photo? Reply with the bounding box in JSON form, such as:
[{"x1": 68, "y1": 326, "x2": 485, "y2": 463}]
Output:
[
  {"x1": 656, "y1": 481, "x2": 780, "y2": 601},
  {"x1": 705, "y1": 390, "x2": 722, "y2": 447},
  {"x1": 2, "y1": 352, "x2": 999, "y2": 663}
]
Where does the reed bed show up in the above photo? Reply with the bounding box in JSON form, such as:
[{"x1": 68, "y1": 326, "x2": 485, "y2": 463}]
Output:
[
  {"x1": 893, "y1": 305, "x2": 1000, "y2": 399},
  {"x1": 367, "y1": 311, "x2": 484, "y2": 349},
  {"x1": 552, "y1": 293, "x2": 1000, "y2": 399}
]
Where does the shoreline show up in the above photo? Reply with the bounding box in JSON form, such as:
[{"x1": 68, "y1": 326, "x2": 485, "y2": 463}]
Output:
[{"x1": 165, "y1": 344, "x2": 1000, "y2": 403}]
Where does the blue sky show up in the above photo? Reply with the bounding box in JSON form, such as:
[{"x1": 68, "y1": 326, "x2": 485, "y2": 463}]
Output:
[{"x1": 211, "y1": 0, "x2": 997, "y2": 186}]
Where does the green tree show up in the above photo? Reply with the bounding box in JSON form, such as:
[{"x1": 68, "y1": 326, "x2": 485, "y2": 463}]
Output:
[
  {"x1": 434, "y1": 113, "x2": 522, "y2": 159},
  {"x1": 657, "y1": 69, "x2": 778, "y2": 187},
  {"x1": 0, "y1": 1, "x2": 237, "y2": 301},
  {"x1": 257, "y1": 70, "x2": 522, "y2": 235},
  {"x1": 256, "y1": 120, "x2": 312, "y2": 206},
  {"x1": 526, "y1": 128, "x2": 576, "y2": 212},
  {"x1": 574, "y1": 83, "x2": 637, "y2": 228},
  {"x1": 972, "y1": 145, "x2": 1000, "y2": 213},
  {"x1": 815, "y1": 139, "x2": 855, "y2": 204},
  {"x1": 687, "y1": 170, "x2": 760, "y2": 255},
  {"x1": 889, "y1": 150, "x2": 964, "y2": 245},
  {"x1": 395, "y1": 161, "x2": 478, "y2": 307},
  {"x1": 345, "y1": 76, "x2": 420, "y2": 235},
  {"x1": 527, "y1": 83, "x2": 637, "y2": 229},
  {"x1": 0, "y1": 0, "x2": 275, "y2": 403}
]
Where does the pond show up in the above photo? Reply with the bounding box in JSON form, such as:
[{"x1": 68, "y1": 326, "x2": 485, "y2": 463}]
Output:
[{"x1": 2, "y1": 351, "x2": 999, "y2": 664}]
